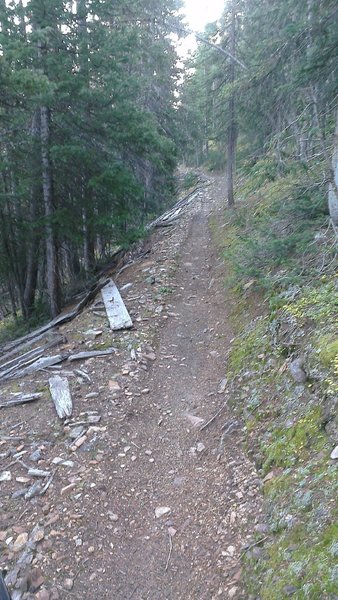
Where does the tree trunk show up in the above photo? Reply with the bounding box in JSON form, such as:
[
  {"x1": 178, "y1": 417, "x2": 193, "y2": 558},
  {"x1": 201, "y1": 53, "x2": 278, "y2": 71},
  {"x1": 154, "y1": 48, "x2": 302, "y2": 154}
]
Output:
[
  {"x1": 226, "y1": 0, "x2": 237, "y2": 208},
  {"x1": 328, "y1": 112, "x2": 338, "y2": 225},
  {"x1": 23, "y1": 111, "x2": 41, "y2": 319},
  {"x1": 40, "y1": 106, "x2": 61, "y2": 318},
  {"x1": 78, "y1": 0, "x2": 95, "y2": 275}
]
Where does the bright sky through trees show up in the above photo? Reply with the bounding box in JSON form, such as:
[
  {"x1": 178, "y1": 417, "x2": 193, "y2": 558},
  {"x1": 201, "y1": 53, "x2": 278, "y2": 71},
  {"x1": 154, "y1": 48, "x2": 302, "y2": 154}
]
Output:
[
  {"x1": 178, "y1": 0, "x2": 224, "y2": 55},
  {"x1": 183, "y1": 0, "x2": 224, "y2": 31}
]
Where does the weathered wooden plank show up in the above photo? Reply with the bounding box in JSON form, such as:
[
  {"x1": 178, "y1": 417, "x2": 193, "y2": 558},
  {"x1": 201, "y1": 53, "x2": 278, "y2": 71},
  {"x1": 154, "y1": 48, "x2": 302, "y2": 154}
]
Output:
[
  {"x1": 0, "y1": 352, "x2": 44, "y2": 380},
  {"x1": 2, "y1": 354, "x2": 67, "y2": 382},
  {"x1": 101, "y1": 280, "x2": 133, "y2": 331},
  {"x1": 0, "y1": 280, "x2": 110, "y2": 356},
  {"x1": 0, "y1": 393, "x2": 43, "y2": 410},
  {"x1": 68, "y1": 349, "x2": 116, "y2": 362},
  {"x1": 0, "y1": 345, "x2": 44, "y2": 373},
  {"x1": 49, "y1": 376, "x2": 73, "y2": 419}
]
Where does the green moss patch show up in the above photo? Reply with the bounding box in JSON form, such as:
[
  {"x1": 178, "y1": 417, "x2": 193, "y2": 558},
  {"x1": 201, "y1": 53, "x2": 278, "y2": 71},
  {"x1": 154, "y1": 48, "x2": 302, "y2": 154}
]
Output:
[{"x1": 262, "y1": 407, "x2": 328, "y2": 473}]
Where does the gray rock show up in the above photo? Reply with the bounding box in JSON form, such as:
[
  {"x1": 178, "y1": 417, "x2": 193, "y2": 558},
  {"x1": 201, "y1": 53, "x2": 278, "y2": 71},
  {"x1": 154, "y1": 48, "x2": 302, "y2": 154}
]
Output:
[
  {"x1": 68, "y1": 426, "x2": 86, "y2": 440},
  {"x1": 29, "y1": 449, "x2": 42, "y2": 463},
  {"x1": 5, "y1": 566, "x2": 20, "y2": 587},
  {"x1": 330, "y1": 445, "x2": 338, "y2": 459},
  {"x1": 63, "y1": 578, "x2": 74, "y2": 591},
  {"x1": 283, "y1": 585, "x2": 298, "y2": 596},
  {"x1": 12, "y1": 532, "x2": 29, "y2": 553},
  {"x1": 12, "y1": 488, "x2": 28, "y2": 499},
  {"x1": 18, "y1": 549, "x2": 34, "y2": 567},
  {"x1": 288, "y1": 358, "x2": 307, "y2": 383}
]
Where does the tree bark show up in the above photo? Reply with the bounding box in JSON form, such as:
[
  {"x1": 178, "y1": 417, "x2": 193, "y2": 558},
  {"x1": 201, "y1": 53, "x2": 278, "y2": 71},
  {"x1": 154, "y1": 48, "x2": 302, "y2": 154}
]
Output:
[
  {"x1": 328, "y1": 112, "x2": 338, "y2": 225},
  {"x1": 40, "y1": 105, "x2": 61, "y2": 318},
  {"x1": 78, "y1": 0, "x2": 95, "y2": 275},
  {"x1": 23, "y1": 111, "x2": 41, "y2": 319},
  {"x1": 226, "y1": 0, "x2": 237, "y2": 208}
]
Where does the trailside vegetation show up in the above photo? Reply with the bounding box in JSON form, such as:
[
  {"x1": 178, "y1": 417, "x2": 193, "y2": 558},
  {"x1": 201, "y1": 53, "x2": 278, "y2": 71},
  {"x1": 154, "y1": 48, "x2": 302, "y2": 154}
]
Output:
[{"x1": 180, "y1": 1, "x2": 337, "y2": 597}]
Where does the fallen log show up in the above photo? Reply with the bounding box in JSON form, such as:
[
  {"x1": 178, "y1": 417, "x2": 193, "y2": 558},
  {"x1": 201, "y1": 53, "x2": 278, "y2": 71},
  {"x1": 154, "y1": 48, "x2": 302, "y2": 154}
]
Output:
[
  {"x1": 147, "y1": 186, "x2": 207, "y2": 230},
  {"x1": 49, "y1": 376, "x2": 73, "y2": 419}
]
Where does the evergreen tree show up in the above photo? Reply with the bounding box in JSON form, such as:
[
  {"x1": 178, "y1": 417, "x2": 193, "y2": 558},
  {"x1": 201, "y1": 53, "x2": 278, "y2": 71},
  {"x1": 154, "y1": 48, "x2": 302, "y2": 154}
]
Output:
[{"x1": 0, "y1": 0, "x2": 182, "y2": 321}]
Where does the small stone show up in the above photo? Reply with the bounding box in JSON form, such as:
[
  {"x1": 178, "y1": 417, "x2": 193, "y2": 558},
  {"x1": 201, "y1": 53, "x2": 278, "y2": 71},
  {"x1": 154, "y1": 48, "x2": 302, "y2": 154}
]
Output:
[
  {"x1": 29, "y1": 449, "x2": 42, "y2": 462},
  {"x1": 84, "y1": 329, "x2": 103, "y2": 338},
  {"x1": 330, "y1": 445, "x2": 338, "y2": 460},
  {"x1": 73, "y1": 435, "x2": 87, "y2": 449},
  {"x1": 28, "y1": 568, "x2": 44, "y2": 592},
  {"x1": 68, "y1": 426, "x2": 86, "y2": 440},
  {"x1": 16, "y1": 477, "x2": 31, "y2": 484},
  {"x1": 263, "y1": 470, "x2": 276, "y2": 483},
  {"x1": 288, "y1": 358, "x2": 307, "y2": 383},
  {"x1": 145, "y1": 450, "x2": 152, "y2": 456},
  {"x1": 12, "y1": 532, "x2": 29, "y2": 553},
  {"x1": 30, "y1": 525, "x2": 45, "y2": 544},
  {"x1": 168, "y1": 527, "x2": 177, "y2": 537},
  {"x1": 108, "y1": 380, "x2": 121, "y2": 392},
  {"x1": 13, "y1": 488, "x2": 28, "y2": 499},
  {"x1": 42, "y1": 503, "x2": 51, "y2": 515},
  {"x1": 283, "y1": 585, "x2": 298, "y2": 596},
  {"x1": 141, "y1": 389, "x2": 150, "y2": 394},
  {"x1": 36, "y1": 589, "x2": 51, "y2": 600},
  {"x1": 155, "y1": 506, "x2": 171, "y2": 519},
  {"x1": 4, "y1": 566, "x2": 20, "y2": 587},
  {"x1": 51, "y1": 457, "x2": 74, "y2": 467},
  {"x1": 227, "y1": 545, "x2": 236, "y2": 557},
  {"x1": 108, "y1": 513, "x2": 119, "y2": 522},
  {"x1": 0, "y1": 471, "x2": 12, "y2": 482},
  {"x1": 196, "y1": 442, "x2": 205, "y2": 453},
  {"x1": 63, "y1": 578, "x2": 74, "y2": 591},
  {"x1": 88, "y1": 546, "x2": 95, "y2": 554},
  {"x1": 87, "y1": 415, "x2": 101, "y2": 424},
  {"x1": 218, "y1": 378, "x2": 228, "y2": 394},
  {"x1": 228, "y1": 587, "x2": 238, "y2": 598}
]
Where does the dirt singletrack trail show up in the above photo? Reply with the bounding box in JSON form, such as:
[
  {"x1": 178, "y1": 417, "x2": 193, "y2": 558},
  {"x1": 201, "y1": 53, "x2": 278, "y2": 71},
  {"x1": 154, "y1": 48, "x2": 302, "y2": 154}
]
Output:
[
  {"x1": 88, "y1": 176, "x2": 264, "y2": 599},
  {"x1": 0, "y1": 175, "x2": 264, "y2": 600}
]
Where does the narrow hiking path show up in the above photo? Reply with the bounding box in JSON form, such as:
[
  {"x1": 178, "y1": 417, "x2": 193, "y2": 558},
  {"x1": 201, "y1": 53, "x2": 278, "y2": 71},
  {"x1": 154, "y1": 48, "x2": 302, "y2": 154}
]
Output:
[
  {"x1": 93, "y1": 177, "x2": 263, "y2": 600},
  {"x1": 0, "y1": 175, "x2": 264, "y2": 600}
]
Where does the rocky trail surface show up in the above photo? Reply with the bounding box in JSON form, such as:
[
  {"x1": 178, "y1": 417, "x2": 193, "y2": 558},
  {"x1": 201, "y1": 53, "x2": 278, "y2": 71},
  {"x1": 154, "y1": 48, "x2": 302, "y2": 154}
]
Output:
[{"x1": 0, "y1": 175, "x2": 265, "y2": 600}]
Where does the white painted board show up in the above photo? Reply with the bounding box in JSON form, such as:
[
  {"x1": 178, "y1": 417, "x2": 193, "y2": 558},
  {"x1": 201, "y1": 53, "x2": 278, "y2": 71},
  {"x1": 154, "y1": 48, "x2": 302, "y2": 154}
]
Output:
[
  {"x1": 101, "y1": 279, "x2": 133, "y2": 331},
  {"x1": 49, "y1": 376, "x2": 73, "y2": 419}
]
